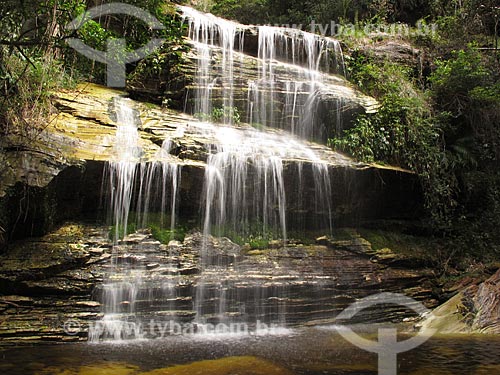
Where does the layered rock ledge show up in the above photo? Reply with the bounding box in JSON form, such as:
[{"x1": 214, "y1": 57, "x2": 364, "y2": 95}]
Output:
[
  {"x1": 0, "y1": 223, "x2": 437, "y2": 344},
  {"x1": 0, "y1": 83, "x2": 422, "y2": 244}
]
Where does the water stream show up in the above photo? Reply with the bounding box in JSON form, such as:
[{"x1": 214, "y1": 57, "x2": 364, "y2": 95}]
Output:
[{"x1": 92, "y1": 6, "x2": 366, "y2": 341}]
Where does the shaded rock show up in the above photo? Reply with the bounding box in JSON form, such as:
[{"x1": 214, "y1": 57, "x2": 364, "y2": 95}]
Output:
[
  {"x1": 20, "y1": 277, "x2": 94, "y2": 296},
  {"x1": 359, "y1": 40, "x2": 421, "y2": 67},
  {"x1": 178, "y1": 266, "x2": 200, "y2": 275},
  {"x1": 0, "y1": 295, "x2": 33, "y2": 304}
]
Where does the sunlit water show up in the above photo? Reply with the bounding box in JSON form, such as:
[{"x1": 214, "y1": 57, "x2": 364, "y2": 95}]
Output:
[
  {"x1": 180, "y1": 5, "x2": 347, "y2": 140},
  {"x1": 2, "y1": 329, "x2": 500, "y2": 374},
  {"x1": 94, "y1": 7, "x2": 360, "y2": 342}
]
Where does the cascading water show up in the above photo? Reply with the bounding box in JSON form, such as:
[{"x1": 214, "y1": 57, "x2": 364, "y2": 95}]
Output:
[
  {"x1": 182, "y1": 5, "x2": 346, "y2": 140},
  {"x1": 193, "y1": 121, "x2": 338, "y2": 327},
  {"x1": 251, "y1": 25, "x2": 345, "y2": 140},
  {"x1": 104, "y1": 98, "x2": 183, "y2": 238},
  {"x1": 91, "y1": 98, "x2": 183, "y2": 341},
  {"x1": 202, "y1": 127, "x2": 287, "y2": 243},
  {"x1": 90, "y1": 6, "x2": 361, "y2": 341},
  {"x1": 106, "y1": 98, "x2": 141, "y2": 241},
  {"x1": 182, "y1": 8, "x2": 338, "y2": 330},
  {"x1": 181, "y1": 6, "x2": 244, "y2": 124},
  {"x1": 181, "y1": 7, "x2": 336, "y2": 242}
]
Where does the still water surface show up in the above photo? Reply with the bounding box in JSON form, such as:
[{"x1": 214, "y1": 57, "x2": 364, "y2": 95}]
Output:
[{"x1": 1, "y1": 327, "x2": 499, "y2": 374}]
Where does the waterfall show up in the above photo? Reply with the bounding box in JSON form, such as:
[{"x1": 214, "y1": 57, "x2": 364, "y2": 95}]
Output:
[
  {"x1": 91, "y1": 7, "x2": 349, "y2": 341},
  {"x1": 201, "y1": 126, "x2": 288, "y2": 244},
  {"x1": 252, "y1": 25, "x2": 345, "y2": 139},
  {"x1": 181, "y1": 7, "x2": 336, "y2": 243},
  {"x1": 106, "y1": 98, "x2": 141, "y2": 240},
  {"x1": 104, "y1": 98, "x2": 182, "y2": 239},
  {"x1": 91, "y1": 99, "x2": 183, "y2": 341},
  {"x1": 181, "y1": 6, "x2": 244, "y2": 124},
  {"x1": 183, "y1": 13, "x2": 336, "y2": 330},
  {"x1": 181, "y1": 6, "x2": 346, "y2": 140}
]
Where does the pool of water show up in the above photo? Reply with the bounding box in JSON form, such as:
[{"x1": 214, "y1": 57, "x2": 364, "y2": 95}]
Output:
[{"x1": 1, "y1": 327, "x2": 499, "y2": 374}]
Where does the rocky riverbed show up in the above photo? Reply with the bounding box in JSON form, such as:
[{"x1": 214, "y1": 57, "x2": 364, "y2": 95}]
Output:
[{"x1": 0, "y1": 222, "x2": 438, "y2": 344}]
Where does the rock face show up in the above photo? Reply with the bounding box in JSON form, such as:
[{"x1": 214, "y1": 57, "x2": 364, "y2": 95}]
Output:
[
  {"x1": 357, "y1": 40, "x2": 422, "y2": 68},
  {"x1": 0, "y1": 224, "x2": 110, "y2": 343},
  {"x1": 129, "y1": 6, "x2": 380, "y2": 141},
  {"x1": 420, "y1": 269, "x2": 500, "y2": 334},
  {"x1": 0, "y1": 83, "x2": 420, "y2": 248},
  {"x1": 0, "y1": 223, "x2": 437, "y2": 344},
  {"x1": 177, "y1": 44, "x2": 378, "y2": 139},
  {"x1": 0, "y1": 83, "x2": 430, "y2": 343}
]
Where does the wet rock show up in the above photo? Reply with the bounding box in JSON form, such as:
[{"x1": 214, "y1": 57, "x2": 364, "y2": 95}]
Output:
[
  {"x1": 20, "y1": 277, "x2": 94, "y2": 295},
  {"x1": 0, "y1": 223, "x2": 112, "y2": 344},
  {"x1": 85, "y1": 253, "x2": 112, "y2": 265},
  {"x1": 0, "y1": 226, "x2": 437, "y2": 344},
  {"x1": 167, "y1": 240, "x2": 182, "y2": 247},
  {"x1": 315, "y1": 235, "x2": 329, "y2": 245},
  {"x1": 183, "y1": 232, "x2": 241, "y2": 257},
  {"x1": 178, "y1": 266, "x2": 200, "y2": 275},
  {"x1": 0, "y1": 296, "x2": 33, "y2": 305},
  {"x1": 268, "y1": 240, "x2": 283, "y2": 249},
  {"x1": 75, "y1": 301, "x2": 100, "y2": 308},
  {"x1": 88, "y1": 247, "x2": 105, "y2": 255}
]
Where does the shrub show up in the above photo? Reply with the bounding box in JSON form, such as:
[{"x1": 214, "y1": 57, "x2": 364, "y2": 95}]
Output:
[{"x1": 195, "y1": 105, "x2": 241, "y2": 124}]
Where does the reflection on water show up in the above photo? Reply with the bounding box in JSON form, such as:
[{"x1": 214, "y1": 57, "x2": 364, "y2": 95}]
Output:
[{"x1": 1, "y1": 329, "x2": 500, "y2": 375}]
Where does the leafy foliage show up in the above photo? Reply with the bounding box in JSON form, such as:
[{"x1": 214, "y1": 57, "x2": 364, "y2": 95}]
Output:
[
  {"x1": 210, "y1": 0, "x2": 268, "y2": 24},
  {"x1": 195, "y1": 105, "x2": 241, "y2": 124},
  {"x1": 0, "y1": 0, "x2": 187, "y2": 139},
  {"x1": 330, "y1": 56, "x2": 457, "y2": 228},
  {"x1": 209, "y1": 0, "x2": 435, "y2": 25},
  {"x1": 332, "y1": 36, "x2": 500, "y2": 267},
  {"x1": 150, "y1": 224, "x2": 186, "y2": 243}
]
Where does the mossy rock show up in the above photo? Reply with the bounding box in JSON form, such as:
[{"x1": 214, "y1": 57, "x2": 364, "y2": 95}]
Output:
[
  {"x1": 35, "y1": 362, "x2": 140, "y2": 375},
  {"x1": 36, "y1": 357, "x2": 292, "y2": 375},
  {"x1": 143, "y1": 356, "x2": 292, "y2": 375}
]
